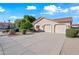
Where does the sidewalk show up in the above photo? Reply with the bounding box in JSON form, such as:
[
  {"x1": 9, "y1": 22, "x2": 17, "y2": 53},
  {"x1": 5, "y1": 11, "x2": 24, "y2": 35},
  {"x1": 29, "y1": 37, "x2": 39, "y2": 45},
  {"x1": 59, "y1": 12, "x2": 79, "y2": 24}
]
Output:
[{"x1": 61, "y1": 37, "x2": 79, "y2": 55}]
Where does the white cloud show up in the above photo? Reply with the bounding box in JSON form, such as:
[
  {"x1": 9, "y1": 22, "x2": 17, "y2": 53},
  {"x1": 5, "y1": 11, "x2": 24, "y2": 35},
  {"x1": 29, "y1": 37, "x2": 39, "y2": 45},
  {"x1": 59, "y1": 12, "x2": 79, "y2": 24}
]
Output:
[
  {"x1": 73, "y1": 16, "x2": 79, "y2": 18},
  {"x1": 44, "y1": 5, "x2": 69, "y2": 13},
  {"x1": 9, "y1": 16, "x2": 23, "y2": 23},
  {"x1": 60, "y1": 9, "x2": 69, "y2": 13},
  {"x1": 44, "y1": 5, "x2": 58, "y2": 12},
  {"x1": 41, "y1": 5, "x2": 69, "y2": 15},
  {"x1": 9, "y1": 16, "x2": 23, "y2": 19},
  {"x1": 28, "y1": 14, "x2": 36, "y2": 16},
  {"x1": 70, "y1": 6, "x2": 79, "y2": 11},
  {"x1": 40, "y1": 12, "x2": 53, "y2": 15},
  {"x1": 9, "y1": 16, "x2": 17, "y2": 19},
  {"x1": 0, "y1": 6, "x2": 5, "y2": 13},
  {"x1": 57, "y1": 7, "x2": 69, "y2": 13},
  {"x1": 26, "y1": 6, "x2": 36, "y2": 10}
]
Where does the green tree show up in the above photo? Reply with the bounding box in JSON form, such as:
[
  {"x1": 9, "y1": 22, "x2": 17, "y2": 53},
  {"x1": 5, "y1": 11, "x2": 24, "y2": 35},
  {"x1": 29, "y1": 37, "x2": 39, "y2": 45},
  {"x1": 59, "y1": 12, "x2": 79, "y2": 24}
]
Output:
[
  {"x1": 20, "y1": 19, "x2": 27, "y2": 29},
  {"x1": 20, "y1": 19, "x2": 33, "y2": 34},
  {"x1": 25, "y1": 20, "x2": 33, "y2": 29},
  {"x1": 14, "y1": 15, "x2": 35, "y2": 34},
  {"x1": 15, "y1": 19, "x2": 22, "y2": 27},
  {"x1": 20, "y1": 19, "x2": 33, "y2": 30},
  {"x1": 24, "y1": 15, "x2": 36, "y2": 23}
]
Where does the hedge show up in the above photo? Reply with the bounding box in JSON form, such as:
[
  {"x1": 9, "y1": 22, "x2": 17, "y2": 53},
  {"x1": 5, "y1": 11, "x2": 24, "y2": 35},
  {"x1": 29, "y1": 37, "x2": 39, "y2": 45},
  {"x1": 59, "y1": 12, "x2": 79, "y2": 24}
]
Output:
[{"x1": 66, "y1": 28, "x2": 78, "y2": 38}]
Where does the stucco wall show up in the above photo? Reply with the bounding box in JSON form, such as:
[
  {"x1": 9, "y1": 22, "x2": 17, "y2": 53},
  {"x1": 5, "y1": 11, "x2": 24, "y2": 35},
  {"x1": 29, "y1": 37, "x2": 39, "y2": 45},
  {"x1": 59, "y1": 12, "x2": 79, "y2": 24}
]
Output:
[
  {"x1": 34, "y1": 18, "x2": 71, "y2": 33},
  {"x1": 34, "y1": 18, "x2": 58, "y2": 31}
]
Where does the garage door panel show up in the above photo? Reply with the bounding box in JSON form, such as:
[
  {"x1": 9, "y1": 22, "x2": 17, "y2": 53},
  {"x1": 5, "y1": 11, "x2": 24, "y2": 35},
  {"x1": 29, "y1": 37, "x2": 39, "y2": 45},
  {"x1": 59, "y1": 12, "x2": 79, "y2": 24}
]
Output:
[{"x1": 55, "y1": 25, "x2": 66, "y2": 34}]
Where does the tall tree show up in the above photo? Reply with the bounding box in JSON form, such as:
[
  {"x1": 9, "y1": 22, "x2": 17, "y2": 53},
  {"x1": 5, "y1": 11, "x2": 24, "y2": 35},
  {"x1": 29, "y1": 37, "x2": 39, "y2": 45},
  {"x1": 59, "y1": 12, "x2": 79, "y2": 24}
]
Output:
[
  {"x1": 20, "y1": 19, "x2": 33, "y2": 30},
  {"x1": 15, "y1": 19, "x2": 22, "y2": 27},
  {"x1": 24, "y1": 15, "x2": 36, "y2": 23}
]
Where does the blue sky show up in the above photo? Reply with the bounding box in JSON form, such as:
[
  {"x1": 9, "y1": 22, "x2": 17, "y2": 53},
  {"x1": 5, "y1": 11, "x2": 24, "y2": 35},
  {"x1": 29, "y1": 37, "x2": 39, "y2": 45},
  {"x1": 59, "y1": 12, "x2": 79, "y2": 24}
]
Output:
[{"x1": 0, "y1": 3, "x2": 79, "y2": 24}]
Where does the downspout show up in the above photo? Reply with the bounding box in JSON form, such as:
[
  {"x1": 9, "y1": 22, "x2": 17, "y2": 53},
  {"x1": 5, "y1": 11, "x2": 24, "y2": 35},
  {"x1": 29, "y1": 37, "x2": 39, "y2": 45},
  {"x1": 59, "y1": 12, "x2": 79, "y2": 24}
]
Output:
[
  {"x1": 54, "y1": 24, "x2": 56, "y2": 34},
  {"x1": 70, "y1": 17, "x2": 73, "y2": 28},
  {"x1": 51, "y1": 25, "x2": 52, "y2": 33}
]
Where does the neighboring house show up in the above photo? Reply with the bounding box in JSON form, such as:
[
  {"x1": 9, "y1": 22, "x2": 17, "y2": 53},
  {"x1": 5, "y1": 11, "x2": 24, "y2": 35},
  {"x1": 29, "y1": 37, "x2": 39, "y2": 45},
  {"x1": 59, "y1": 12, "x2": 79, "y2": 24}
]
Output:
[
  {"x1": 0, "y1": 22, "x2": 13, "y2": 30},
  {"x1": 33, "y1": 17, "x2": 72, "y2": 34},
  {"x1": 72, "y1": 24, "x2": 79, "y2": 27},
  {"x1": 0, "y1": 22, "x2": 7, "y2": 29},
  {"x1": 71, "y1": 24, "x2": 79, "y2": 30}
]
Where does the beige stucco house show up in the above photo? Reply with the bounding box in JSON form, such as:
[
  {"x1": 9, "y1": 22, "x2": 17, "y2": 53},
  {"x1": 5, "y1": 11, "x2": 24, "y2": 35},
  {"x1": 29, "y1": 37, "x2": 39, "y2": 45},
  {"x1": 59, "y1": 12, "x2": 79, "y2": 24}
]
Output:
[{"x1": 33, "y1": 17, "x2": 72, "y2": 34}]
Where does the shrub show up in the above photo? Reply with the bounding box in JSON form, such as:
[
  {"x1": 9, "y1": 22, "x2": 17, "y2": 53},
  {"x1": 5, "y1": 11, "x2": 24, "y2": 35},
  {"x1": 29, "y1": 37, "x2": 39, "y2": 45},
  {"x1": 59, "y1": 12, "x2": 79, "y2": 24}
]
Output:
[
  {"x1": 75, "y1": 28, "x2": 79, "y2": 33},
  {"x1": 21, "y1": 29, "x2": 26, "y2": 34},
  {"x1": 66, "y1": 28, "x2": 78, "y2": 38},
  {"x1": 2, "y1": 30, "x2": 6, "y2": 33},
  {"x1": 5, "y1": 29, "x2": 10, "y2": 32},
  {"x1": 14, "y1": 28, "x2": 19, "y2": 32},
  {"x1": 8, "y1": 29, "x2": 16, "y2": 35},
  {"x1": 2, "y1": 29, "x2": 10, "y2": 33}
]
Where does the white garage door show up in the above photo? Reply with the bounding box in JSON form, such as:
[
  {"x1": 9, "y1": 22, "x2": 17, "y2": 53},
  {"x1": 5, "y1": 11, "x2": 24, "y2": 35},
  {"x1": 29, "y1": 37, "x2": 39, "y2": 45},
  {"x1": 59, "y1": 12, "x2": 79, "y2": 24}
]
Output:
[
  {"x1": 55, "y1": 25, "x2": 66, "y2": 34},
  {"x1": 44, "y1": 25, "x2": 52, "y2": 32}
]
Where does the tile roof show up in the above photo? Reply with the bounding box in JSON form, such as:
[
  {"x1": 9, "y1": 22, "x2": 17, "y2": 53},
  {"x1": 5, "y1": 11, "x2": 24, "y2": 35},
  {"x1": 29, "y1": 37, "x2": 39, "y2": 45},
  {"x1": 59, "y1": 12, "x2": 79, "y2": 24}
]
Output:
[
  {"x1": 52, "y1": 17, "x2": 72, "y2": 23},
  {"x1": 33, "y1": 17, "x2": 72, "y2": 24},
  {"x1": 33, "y1": 17, "x2": 45, "y2": 24}
]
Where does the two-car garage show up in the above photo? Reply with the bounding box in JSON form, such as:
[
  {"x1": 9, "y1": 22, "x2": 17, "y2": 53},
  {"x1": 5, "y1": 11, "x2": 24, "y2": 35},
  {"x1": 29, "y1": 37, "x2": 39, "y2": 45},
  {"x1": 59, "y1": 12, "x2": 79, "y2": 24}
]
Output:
[{"x1": 44, "y1": 24, "x2": 67, "y2": 34}]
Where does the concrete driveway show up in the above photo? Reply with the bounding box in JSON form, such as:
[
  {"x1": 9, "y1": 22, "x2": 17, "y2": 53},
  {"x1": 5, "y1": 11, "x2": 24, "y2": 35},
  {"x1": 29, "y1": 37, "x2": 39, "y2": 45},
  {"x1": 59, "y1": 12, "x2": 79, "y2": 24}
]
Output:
[{"x1": 0, "y1": 32, "x2": 65, "y2": 55}]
